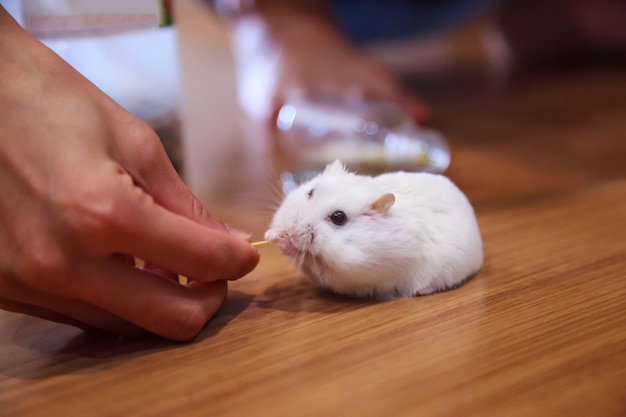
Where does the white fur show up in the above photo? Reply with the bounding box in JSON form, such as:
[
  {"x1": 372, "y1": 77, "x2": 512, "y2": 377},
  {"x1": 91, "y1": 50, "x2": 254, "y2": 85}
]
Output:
[{"x1": 265, "y1": 160, "x2": 483, "y2": 299}]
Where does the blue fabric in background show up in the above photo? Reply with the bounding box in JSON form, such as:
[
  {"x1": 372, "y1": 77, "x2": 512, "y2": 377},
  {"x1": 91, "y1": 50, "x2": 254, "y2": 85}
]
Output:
[{"x1": 331, "y1": 0, "x2": 498, "y2": 43}]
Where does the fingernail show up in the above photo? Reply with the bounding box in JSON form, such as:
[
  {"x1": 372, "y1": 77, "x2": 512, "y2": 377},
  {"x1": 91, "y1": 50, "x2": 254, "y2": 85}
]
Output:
[{"x1": 225, "y1": 224, "x2": 252, "y2": 242}]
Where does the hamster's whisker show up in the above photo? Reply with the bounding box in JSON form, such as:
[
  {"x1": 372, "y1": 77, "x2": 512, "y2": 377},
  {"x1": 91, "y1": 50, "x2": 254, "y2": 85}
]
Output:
[
  {"x1": 263, "y1": 169, "x2": 287, "y2": 202},
  {"x1": 294, "y1": 250, "x2": 305, "y2": 271},
  {"x1": 241, "y1": 168, "x2": 286, "y2": 215},
  {"x1": 309, "y1": 252, "x2": 318, "y2": 274},
  {"x1": 298, "y1": 237, "x2": 317, "y2": 275},
  {"x1": 292, "y1": 244, "x2": 309, "y2": 275},
  {"x1": 250, "y1": 193, "x2": 283, "y2": 216}
]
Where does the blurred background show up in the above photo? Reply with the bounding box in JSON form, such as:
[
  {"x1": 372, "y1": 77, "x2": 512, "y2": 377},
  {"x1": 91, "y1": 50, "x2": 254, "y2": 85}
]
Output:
[
  {"x1": 3, "y1": 0, "x2": 624, "y2": 206},
  {"x1": 2, "y1": 0, "x2": 513, "y2": 191}
]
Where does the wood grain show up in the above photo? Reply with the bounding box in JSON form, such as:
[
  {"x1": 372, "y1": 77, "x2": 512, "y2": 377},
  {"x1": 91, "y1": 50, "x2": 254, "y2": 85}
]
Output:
[{"x1": 2, "y1": 3, "x2": 626, "y2": 417}]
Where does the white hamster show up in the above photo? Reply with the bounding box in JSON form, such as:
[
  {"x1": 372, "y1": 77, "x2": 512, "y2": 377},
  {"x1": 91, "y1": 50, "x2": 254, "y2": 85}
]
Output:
[{"x1": 265, "y1": 160, "x2": 483, "y2": 299}]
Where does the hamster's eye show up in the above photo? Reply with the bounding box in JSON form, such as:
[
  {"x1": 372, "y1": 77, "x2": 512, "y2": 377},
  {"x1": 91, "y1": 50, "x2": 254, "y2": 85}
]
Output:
[
  {"x1": 307, "y1": 188, "x2": 314, "y2": 199},
  {"x1": 329, "y1": 210, "x2": 347, "y2": 226}
]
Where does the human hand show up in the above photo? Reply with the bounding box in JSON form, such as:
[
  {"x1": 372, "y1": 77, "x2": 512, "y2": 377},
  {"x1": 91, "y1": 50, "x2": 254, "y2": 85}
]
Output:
[
  {"x1": 223, "y1": 1, "x2": 431, "y2": 126},
  {"x1": 0, "y1": 7, "x2": 259, "y2": 341}
]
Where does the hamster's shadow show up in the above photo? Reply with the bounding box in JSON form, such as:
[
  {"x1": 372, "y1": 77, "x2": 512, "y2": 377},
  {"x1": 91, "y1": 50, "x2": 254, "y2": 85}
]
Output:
[{"x1": 255, "y1": 278, "x2": 383, "y2": 314}]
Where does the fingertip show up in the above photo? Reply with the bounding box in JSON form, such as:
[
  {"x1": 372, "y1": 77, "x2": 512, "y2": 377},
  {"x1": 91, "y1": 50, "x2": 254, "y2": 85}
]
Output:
[
  {"x1": 231, "y1": 238, "x2": 262, "y2": 280},
  {"x1": 147, "y1": 280, "x2": 230, "y2": 342},
  {"x1": 225, "y1": 224, "x2": 253, "y2": 242},
  {"x1": 187, "y1": 279, "x2": 228, "y2": 305},
  {"x1": 167, "y1": 280, "x2": 228, "y2": 342},
  {"x1": 223, "y1": 227, "x2": 261, "y2": 279}
]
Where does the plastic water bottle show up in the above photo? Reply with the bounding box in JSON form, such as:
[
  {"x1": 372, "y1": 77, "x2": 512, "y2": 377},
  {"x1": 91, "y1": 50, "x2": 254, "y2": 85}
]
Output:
[{"x1": 276, "y1": 96, "x2": 450, "y2": 182}]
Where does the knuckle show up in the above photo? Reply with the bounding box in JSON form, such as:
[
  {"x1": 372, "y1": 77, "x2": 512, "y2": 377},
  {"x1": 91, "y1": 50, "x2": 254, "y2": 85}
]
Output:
[
  {"x1": 137, "y1": 131, "x2": 164, "y2": 162},
  {"x1": 54, "y1": 175, "x2": 121, "y2": 239},
  {"x1": 14, "y1": 237, "x2": 69, "y2": 289},
  {"x1": 124, "y1": 121, "x2": 166, "y2": 162}
]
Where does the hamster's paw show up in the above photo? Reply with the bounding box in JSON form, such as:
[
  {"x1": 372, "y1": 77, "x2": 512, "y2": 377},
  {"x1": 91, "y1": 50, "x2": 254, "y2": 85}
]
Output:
[
  {"x1": 264, "y1": 229, "x2": 282, "y2": 243},
  {"x1": 264, "y1": 229, "x2": 299, "y2": 256}
]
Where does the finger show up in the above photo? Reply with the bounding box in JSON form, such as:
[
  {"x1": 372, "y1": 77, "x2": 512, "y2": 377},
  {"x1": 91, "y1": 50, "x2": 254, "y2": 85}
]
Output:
[
  {"x1": 143, "y1": 261, "x2": 180, "y2": 281},
  {"x1": 0, "y1": 299, "x2": 144, "y2": 337},
  {"x1": 114, "y1": 247, "x2": 178, "y2": 279},
  {"x1": 0, "y1": 298, "x2": 96, "y2": 331},
  {"x1": 103, "y1": 172, "x2": 260, "y2": 281},
  {"x1": 120, "y1": 207, "x2": 259, "y2": 282},
  {"x1": 70, "y1": 262, "x2": 228, "y2": 341},
  {"x1": 0, "y1": 279, "x2": 144, "y2": 336},
  {"x1": 67, "y1": 164, "x2": 259, "y2": 282}
]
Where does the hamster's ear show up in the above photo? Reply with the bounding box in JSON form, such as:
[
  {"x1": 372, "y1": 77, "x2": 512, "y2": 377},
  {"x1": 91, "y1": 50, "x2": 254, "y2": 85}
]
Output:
[
  {"x1": 324, "y1": 159, "x2": 346, "y2": 175},
  {"x1": 370, "y1": 193, "x2": 395, "y2": 215}
]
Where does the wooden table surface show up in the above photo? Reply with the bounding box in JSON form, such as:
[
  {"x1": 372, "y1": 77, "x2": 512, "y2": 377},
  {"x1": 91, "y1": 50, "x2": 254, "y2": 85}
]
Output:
[{"x1": 2, "y1": 4, "x2": 626, "y2": 416}]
